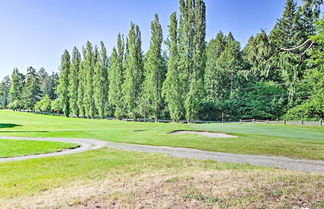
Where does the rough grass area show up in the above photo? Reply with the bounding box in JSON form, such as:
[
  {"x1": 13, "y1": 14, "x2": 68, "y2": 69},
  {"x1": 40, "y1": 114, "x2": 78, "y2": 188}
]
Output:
[
  {"x1": 0, "y1": 110, "x2": 323, "y2": 160},
  {"x1": 1, "y1": 149, "x2": 322, "y2": 209},
  {"x1": 0, "y1": 139, "x2": 77, "y2": 158}
]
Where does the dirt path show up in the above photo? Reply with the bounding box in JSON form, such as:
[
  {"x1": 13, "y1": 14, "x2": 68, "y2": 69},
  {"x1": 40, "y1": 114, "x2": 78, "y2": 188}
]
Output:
[{"x1": 1, "y1": 136, "x2": 323, "y2": 174}]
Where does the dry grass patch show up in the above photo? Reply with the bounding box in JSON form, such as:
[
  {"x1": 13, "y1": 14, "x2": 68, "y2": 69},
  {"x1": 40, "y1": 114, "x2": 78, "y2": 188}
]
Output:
[{"x1": 2, "y1": 169, "x2": 323, "y2": 209}]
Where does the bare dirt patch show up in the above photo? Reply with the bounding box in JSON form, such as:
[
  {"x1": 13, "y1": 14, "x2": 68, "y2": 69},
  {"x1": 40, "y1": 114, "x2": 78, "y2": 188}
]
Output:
[
  {"x1": 2, "y1": 170, "x2": 323, "y2": 209},
  {"x1": 170, "y1": 130, "x2": 238, "y2": 138}
]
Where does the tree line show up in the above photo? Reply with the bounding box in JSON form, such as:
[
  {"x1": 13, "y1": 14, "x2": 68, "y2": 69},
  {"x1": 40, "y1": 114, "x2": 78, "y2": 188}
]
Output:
[{"x1": 1, "y1": 0, "x2": 323, "y2": 122}]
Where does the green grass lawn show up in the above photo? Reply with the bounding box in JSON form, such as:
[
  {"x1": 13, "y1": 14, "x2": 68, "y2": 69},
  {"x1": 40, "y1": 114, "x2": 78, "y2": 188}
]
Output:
[
  {"x1": 0, "y1": 139, "x2": 77, "y2": 158},
  {"x1": 0, "y1": 110, "x2": 323, "y2": 160},
  {"x1": 0, "y1": 110, "x2": 323, "y2": 208},
  {"x1": 0, "y1": 148, "x2": 260, "y2": 199}
]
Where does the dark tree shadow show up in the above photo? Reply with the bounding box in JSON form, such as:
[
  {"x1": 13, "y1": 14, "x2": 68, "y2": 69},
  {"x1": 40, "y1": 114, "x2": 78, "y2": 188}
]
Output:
[{"x1": 0, "y1": 124, "x2": 22, "y2": 128}]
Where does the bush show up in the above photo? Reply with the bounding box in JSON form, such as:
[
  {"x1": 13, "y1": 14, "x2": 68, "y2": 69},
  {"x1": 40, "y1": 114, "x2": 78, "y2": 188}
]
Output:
[{"x1": 284, "y1": 93, "x2": 324, "y2": 120}]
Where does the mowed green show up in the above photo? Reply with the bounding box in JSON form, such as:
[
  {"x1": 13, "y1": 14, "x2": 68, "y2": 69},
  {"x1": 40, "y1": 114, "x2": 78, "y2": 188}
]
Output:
[
  {"x1": 0, "y1": 110, "x2": 324, "y2": 160},
  {"x1": 0, "y1": 139, "x2": 77, "y2": 158},
  {"x1": 0, "y1": 148, "x2": 261, "y2": 199}
]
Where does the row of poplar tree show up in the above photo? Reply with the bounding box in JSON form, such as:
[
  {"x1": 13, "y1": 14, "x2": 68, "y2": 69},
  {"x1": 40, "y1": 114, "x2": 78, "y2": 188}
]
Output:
[{"x1": 1, "y1": 0, "x2": 323, "y2": 122}]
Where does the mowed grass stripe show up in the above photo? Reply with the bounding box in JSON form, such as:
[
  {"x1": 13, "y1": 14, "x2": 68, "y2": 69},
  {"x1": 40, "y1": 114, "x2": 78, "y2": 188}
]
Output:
[{"x1": 0, "y1": 139, "x2": 78, "y2": 158}]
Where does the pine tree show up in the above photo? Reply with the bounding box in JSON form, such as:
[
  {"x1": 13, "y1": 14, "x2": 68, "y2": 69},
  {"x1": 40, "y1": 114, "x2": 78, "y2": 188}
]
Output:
[
  {"x1": 122, "y1": 23, "x2": 144, "y2": 121},
  {"x1": 9, "y1": 68, "x2": 25, "y2": 110},
  {"x1": 243, "y1": 30, "x2": 274, "y2": 81},
  {"x1": 22, "y1": 67, "x2": 40, "y2": 111},
  {"x1": 0, "y1": 76, "x2": 11, "y2": 108},
  {"x1": 94, "y1": 41, "x2": 109, "y2": 119},
  {"x1": 109, "y1": 34, "x2": 125, "y2": 120},
  {"x1": 69, "y1": 47, "x2": 81, "y2": 117},
  {"x1": 83, "y1": 41, "x2": 96, "y2": 118},
  {"x1": 57, "y1": 50, "x2": 71, "y2": 117},
  {"x1": 48, "y1": 72, "x2": 59, "y2": 100},
  {"x1": 38, "y1": 68, "x2": 49, "y2": 98},
  {"x1": 142, "y1": 14, "x2": 165, "y2": 122},
  {"x1": 162, "y1": 12, "x2": 182, "y2": 122}
]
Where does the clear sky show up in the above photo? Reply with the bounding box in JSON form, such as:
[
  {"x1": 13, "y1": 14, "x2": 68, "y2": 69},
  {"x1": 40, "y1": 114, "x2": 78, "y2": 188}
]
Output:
[{"x1": 0, "y1": 0, "x2": 289, "y2": 80}]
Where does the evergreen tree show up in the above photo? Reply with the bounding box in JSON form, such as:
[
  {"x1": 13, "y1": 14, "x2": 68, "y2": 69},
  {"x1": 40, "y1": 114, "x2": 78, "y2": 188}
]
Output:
[
  {"x1": 8, "y1": 68, "x2": 25, "y2": 110},
  {"x1": 38, "y1": 68, "x2": 49, "y2": 98},
  {"x1": 204, "y1": 31, "x2": 227, "y2": 102},
  {"x1": 83, "y1": 41, "x2": 96, "y2": 118},
  {"x1": 284, "y1": 17, "x2": 324, "y2": 120},
  {"x1": 69, "y1": 47, "x2": 81, "y2": 117},
  {"x1": 0, "y1": 76, "x2": 11, "y2": 108},
  {"x1": 216, "y1": 33, "x2": 242, "y2": 100},
  {"x1": 142, "y1": 14, "x2": 165, "y2": 121},
  {"x1": 94, "y1": 41, "x2": 109, "y2": 119},
  {"x1": 269, "y1": 0, "x2": 311, "y2": 105},
  {"x1": 22, "y1": 67, "x2": 40, "y2": 111},
  {"x1": 122, "y1": 23, "x2": 144, "y2": 120},
  {"x1": 109, "y1": 34, "x2": 125, "y2": 119},
  {"x1": 57, "y1": 50, "x2": 71, "y2": 117},
  {"x1": 163, "y1": 13, "x2": 183, "y2": 122},
  {"x1": 47, "y1": 72, "x2": 59, "y2": 100},
  {"x1": 243, "y1": 30, "x2": 275, "y2": 81}
]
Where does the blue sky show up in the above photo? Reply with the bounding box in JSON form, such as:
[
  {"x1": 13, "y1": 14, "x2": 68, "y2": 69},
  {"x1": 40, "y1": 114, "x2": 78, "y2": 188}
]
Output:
[{"x1": 0, "y1": 0, "x2": 289, "y2": 79}]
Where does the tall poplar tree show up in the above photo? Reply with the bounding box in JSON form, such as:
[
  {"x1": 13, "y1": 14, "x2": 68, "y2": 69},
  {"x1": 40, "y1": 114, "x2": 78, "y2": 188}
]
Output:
[
  {"x1": 142, "y1": 14, "x2": 165, "y2": 121},
  {"x1": 77, "y1": 47, "x2": 87, "y2": 117},
  {"x1": 163, "y1": 13, "x2": 183, "y2": 122},
  {"x1": 69, "y1": 47, "x2": 81, "y2": 117},
  {"x1": 83, "y1": 41, "x2": 96, "y2": 118},
  {"x1": 94, "y1": 41, "x2": 109, "y2": 119},
  {"x1": 109, "y1": 34, "x2": 125, "y2": 119},
  {"x1": 122, "y1": 23, "x2": 144, "y2": 120},
  {"x1": 57, "y1": 50, "x2": 71, "y2": 117},
  {"x1": 177, "y1": 0, "x2": 207, "y2": 122},
  {"x1": 184, "y1": 0, "x2": 206, "y2": 122}
]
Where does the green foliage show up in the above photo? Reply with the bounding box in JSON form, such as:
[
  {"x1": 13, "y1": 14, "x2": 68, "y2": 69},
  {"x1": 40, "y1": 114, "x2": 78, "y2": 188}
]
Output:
[
  {"x1": 239, "y1": 82, "x2": 287, "y2": 120},
  {"x1": 122, "y1": 23, "x2": 144, "y2": 120},
  {"x1": 69, "y1": 47, "x2": 81, "y2": 117},
  {"x1": 108, "y1": 34, "x2": 125, "y2": 120},
  {"x1": 142, "y1": 14, "x2": 165, "y2": 121},
  {"x1": 3, "y1": 0, "x2": 322, "y2": 122},
  {"x1": 22, "y1": 67, "x2": 40, "y2": 111},
  {"x1": 94, "y1": 42, "x2": 109, "y2": 119},
  {"x1": 34, "y1": 94, "x2": 52, "y2": 112},
  {"x1": 0, "y1": 76, "x2": 10, "y2": 108},
  {"x1": 243, "y1": 30, "x2": 276, "y2": 81},
  {"x1": 163, "y1": 12, "x2": 183, "y2": 122},
  {"x1": 57, "y1": 50, "x2": 71, "y2": 117},
  {"x1": 8, "y1": 68, "x2": 24, "y2": 110},
  {"x1": 204, "y1": 31, "x2": 227, "y2": 102},
  {"x1": 284, "y1": 17, "x2": 324, "y2": 120},
  {"x1": 51, "y1": 98, "x2": 61, "y2": 113},
  {"x1": 83, "y1": 41, "x2": 96, "y2": 118},
  {"x1": 184, "y1": 0, "x2": 207, "y2": 123}
]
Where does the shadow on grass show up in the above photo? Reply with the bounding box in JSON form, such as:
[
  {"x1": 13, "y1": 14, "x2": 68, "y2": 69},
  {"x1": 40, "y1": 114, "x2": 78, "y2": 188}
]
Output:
[{"x1": 0, "y1": 124, "x2": 22, "y2": 129}]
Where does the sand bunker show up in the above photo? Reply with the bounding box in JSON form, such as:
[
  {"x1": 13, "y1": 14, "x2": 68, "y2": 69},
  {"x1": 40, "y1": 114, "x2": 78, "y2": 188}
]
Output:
[{"x1": 170, "y1": 131, "x2": 237, "y2": 138}]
